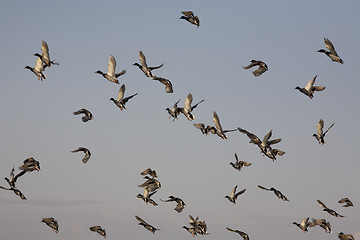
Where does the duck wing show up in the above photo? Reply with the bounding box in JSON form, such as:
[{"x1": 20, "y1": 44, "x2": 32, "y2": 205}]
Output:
[
  {"x1": 138, "y1": 51, "x2": 149, "y2": 69},
  {"x1": 305, "y1": 75, "x2": 317, "y2": 91},
  {"x1": 41, "y1": 40, "x2": 50, "y2": 66},
  {"x1": 117, "y1": 84, "x2": 125, "y2": 101},
  {"x1": 191, "y1": 99, "x2": 204, "y2": 111},
  {"x1": 258, "y1": 185, "x2": 271, "y2": 191},
  {"x1": 317, "y1": 119, "x2": 324, "y2": 137},
  {"x1": 323, "y1": 123, "x2": 334, "y2": 136},
  {"x1": 317, "y1": 199, "x2": 328, "y2": 209},
  {"x1": 153, "y1": 76, "x2": 173, "y2": 93},
  {"x1": 212, "y1": 111, "x2": 223, "y2": 132},
  {"x1": 324, "y1": 38, "x2": 338, "y2": 56},
  {"x1": 243, "y1": 60, "x2": 260, "y2": 69},
  {"x1": 253, "y1": 65, "x2": 267, "y2": 76},
  {"x1": 107, "y1": 55, "x2": 116, "y2": 76},
  {"x1": 182, "y1": 11, "x2": 195, "y2": 18}
]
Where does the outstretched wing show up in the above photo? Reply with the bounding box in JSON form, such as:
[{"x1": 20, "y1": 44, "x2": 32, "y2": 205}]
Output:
[
  {"x1": 212, "y1": 111, "x2": 223, "y2": 132},
  {"x1": 108, "y1": 55, "x2": 116, "y2": 76},
  {"x1": 324, "y1": 38, "x2": 338, "y2": 55},
  {"x1": 258, "y1": 185, "x2": 271, "y2": 191},
  {"x1": 117, "y1": 84, "x2": 125, "y2": 101},
  {"x1": 317, "y1": 199, "x2": 327, "y2": 209},
  {"x1": 323, "y1": 123, "x2": 334, "y2": 136},
  {"x1": 305, "y1": 75, "x2": 317, "y2": 91}
]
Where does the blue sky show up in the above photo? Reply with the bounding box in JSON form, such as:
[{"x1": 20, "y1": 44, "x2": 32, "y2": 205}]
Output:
[{"x1": 0, "y1": 0, "x2": 359, "y2": 240}]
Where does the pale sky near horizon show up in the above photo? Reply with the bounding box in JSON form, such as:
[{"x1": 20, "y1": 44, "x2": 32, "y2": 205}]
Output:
[{"x1": 0, "y1": 1, "x2": 359, "y2": 240}]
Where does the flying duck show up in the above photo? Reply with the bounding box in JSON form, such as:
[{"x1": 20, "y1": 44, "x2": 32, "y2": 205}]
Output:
[
  {"x1": 338, "y1": 232, "x2": 355, "y2": 240},
  {"x1": 180, "y1": 93, "x2": 204, "y2": 121},
  {"x1": 133, "y1": 51, "x2": 163, "y2": 78},
  {"x1": 73, "y1": 108, "x2": 93, "y2": 122},
  {"x1": 258, "y1": 185, "x2": 289, "y2": 201},
  {"x1": 135, "y1": 216, "x2": 159, "y2": 234},
  {"x1": 180, "y1": 11, "x2": 200, "y2": 27},
  {"x1": 230, "y1": 153, "x2": 252, "y2": 171},
  {"x1": 152, "y1": 75, "x2": 173, "y2": 93},
  {"x1": 95, "y1": 55, "x2": 126, "y2": 84},
  {"x1": 318, "y1": 38, "x2": 343, "y2": 64},
  {"x1": 90, "y1": 226, "x2": 106, "y2": 238},
  {"x1": 295, "y1": 75, "x2": 325, "y2": 99},
  {"x1": 24, "y1": 57, "x2": 46, "y2": 81},
  {"x1": 137, "y1": 188, "x2": 158, "y2": 206},
  {"x1": 110, "y1": 84, "x2": 138, "y2": 110},
  {"x1": 225, "y1": 185, "x2": 246, "y2": 204},
  {"x1": 166, "y1": 99, "x2": 182, "y2": 121},
  {"x1": 317, "y1": 199, "x2": 344, "y2": 217},
  {"x1": 71, "y1": 147, "x2": 91, "y2": 163},
  {"x1": 41, "y1": 217, "x2": 59, "y2": 233},
  {"x1": 19, "y1": 157, "x2": 41, "y2": 172},
  {"x1": 313, "y1": 119, "x2": 334, "y2": 145},
  {"x1": 338, "y1": 198, "x2": 354, "y2": 207},
  {"x1": 212, "y1": 111, "x2": 237, "y2": 139},
  {"x1": 33, "y1": 40, "x2": 59, "y2": 68},
  {"x1": 193, "y1": 123, "x2": 217, "y2": 135},
  {"x1": 238, "y1": 128, "x2": 282, "y2": 160},
  {"x1": 243, "y1": 60, "x2": 268, "y2": 76},
  {"x1": 160, "y1": 196, "x2": 186, "y2": 213},
  {"x1": 0, "y1": 185, "x2": 27, "y2": 200},
  {"x1": 226, "y1": 227, "x2": 250, "y2": 240}
]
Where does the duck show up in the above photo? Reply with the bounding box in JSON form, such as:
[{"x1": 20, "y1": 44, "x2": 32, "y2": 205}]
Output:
[
  {"x1": 24, "y1": 57, "x2": 46, "y2": 81},
  {"x1": 140, "y1": 168, "x2": 158, "y2": 178},
  {"x1": 4, "y1": 167, "x2": 26, "y2": 188},
  {"x1": 110, "y1": 84, "x2": 138, "y2": 110},
  {"x1": 230, "y1": 153, "x2": 252, "y2": 171},
  {"x1": 95, "y1": 55, "x2": 126, "y2": 84},
  {"x1": 243, "y1": 60, "x2": 268, "y2": 76},
  {"x1": 90, "y1": 226, "x2": 106, "y2": 238},
  {"x1": 180, "y1": 93, "x2": 204, "y2": 120},
  {"x1": 238, "y1": 128, "x2": 282, "y2": 159},
  {"x1": 295, "y1": 75, "x2": 325, "y2": 99},
  {"x1": 71, "y1": 147, "x2": 91, "y2": 163},
  {"x1": 137, "y1": 188, "x2": 158, "y2": 206},
  {"x1": 338, "y1": 232, "x2": 355, "y2": 240},
  {"x1": 19, "y1": 157, "x2": 41, "y2": 172},
  {"x1": 0, "y1": 185, "x2": 27, "y2": 200},
  {"x1": 225, "y1": 185, "x2": 246, "y2": 204},
  {"x1": 338, "y1": 198, "x2": 354, "y2": 207},
  {"x1": 33, "y1": 40, "x2": 59, "y2": 68},
  {"x1": 138, "y1": 176, "x2": 161, "y2": 192},
  {"x1": 41, "y1": 217, "x2": 59, "y2": 233},
  {"x1": 313, "y1": 119, "x2": 334, "y2": 145},
  {"x1": 152, "y1": 75, "x2": 173, "y2": 93},
  {"x1": 311, "y1": 218, "x2": 331, "y2": 233},
  {"x1": 180, "y1": 11, "x2": 200, "y2": 27},
  {"x1": 212, "y1": 111, "x2": 237, "y2": 139},
  {"x1": 133, "y1": 51, "x2": 163, "y2": 78},
  {"x1": 258, "y1": 185, "x2": 289, "y2": 201},
  {"x1": 73, "y1": 108, "x2": 93, "y2": 122},
  {"x1": 293, "y1": 217, "x2": 310, "y2": 233},
  {"x1": 135, "y1": 216, "x2": 159, "y2": 234},
  {"x1": 166, "y1": 99, "x2": 182, "y2": 121},
  {"x1": 193, "y1": 123, "x2": 217, "y2": 135},
  {"x1": 317, "y1": 199, "x2": 344, "y2": 217},
  {"x1": 226, "y1": 227, "x2": 250, "y2": 240},
  {"x1": 160, "y1": 196, "x2": 186, "y2": 213},
  {"x1": 318, "y1": 38, "x2": 343, "y2": 64}
]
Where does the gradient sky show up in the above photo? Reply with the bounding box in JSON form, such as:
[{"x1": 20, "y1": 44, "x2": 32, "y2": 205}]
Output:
[{"x1": 1, "y1": 1, "x2": 359, "y2": 240}]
